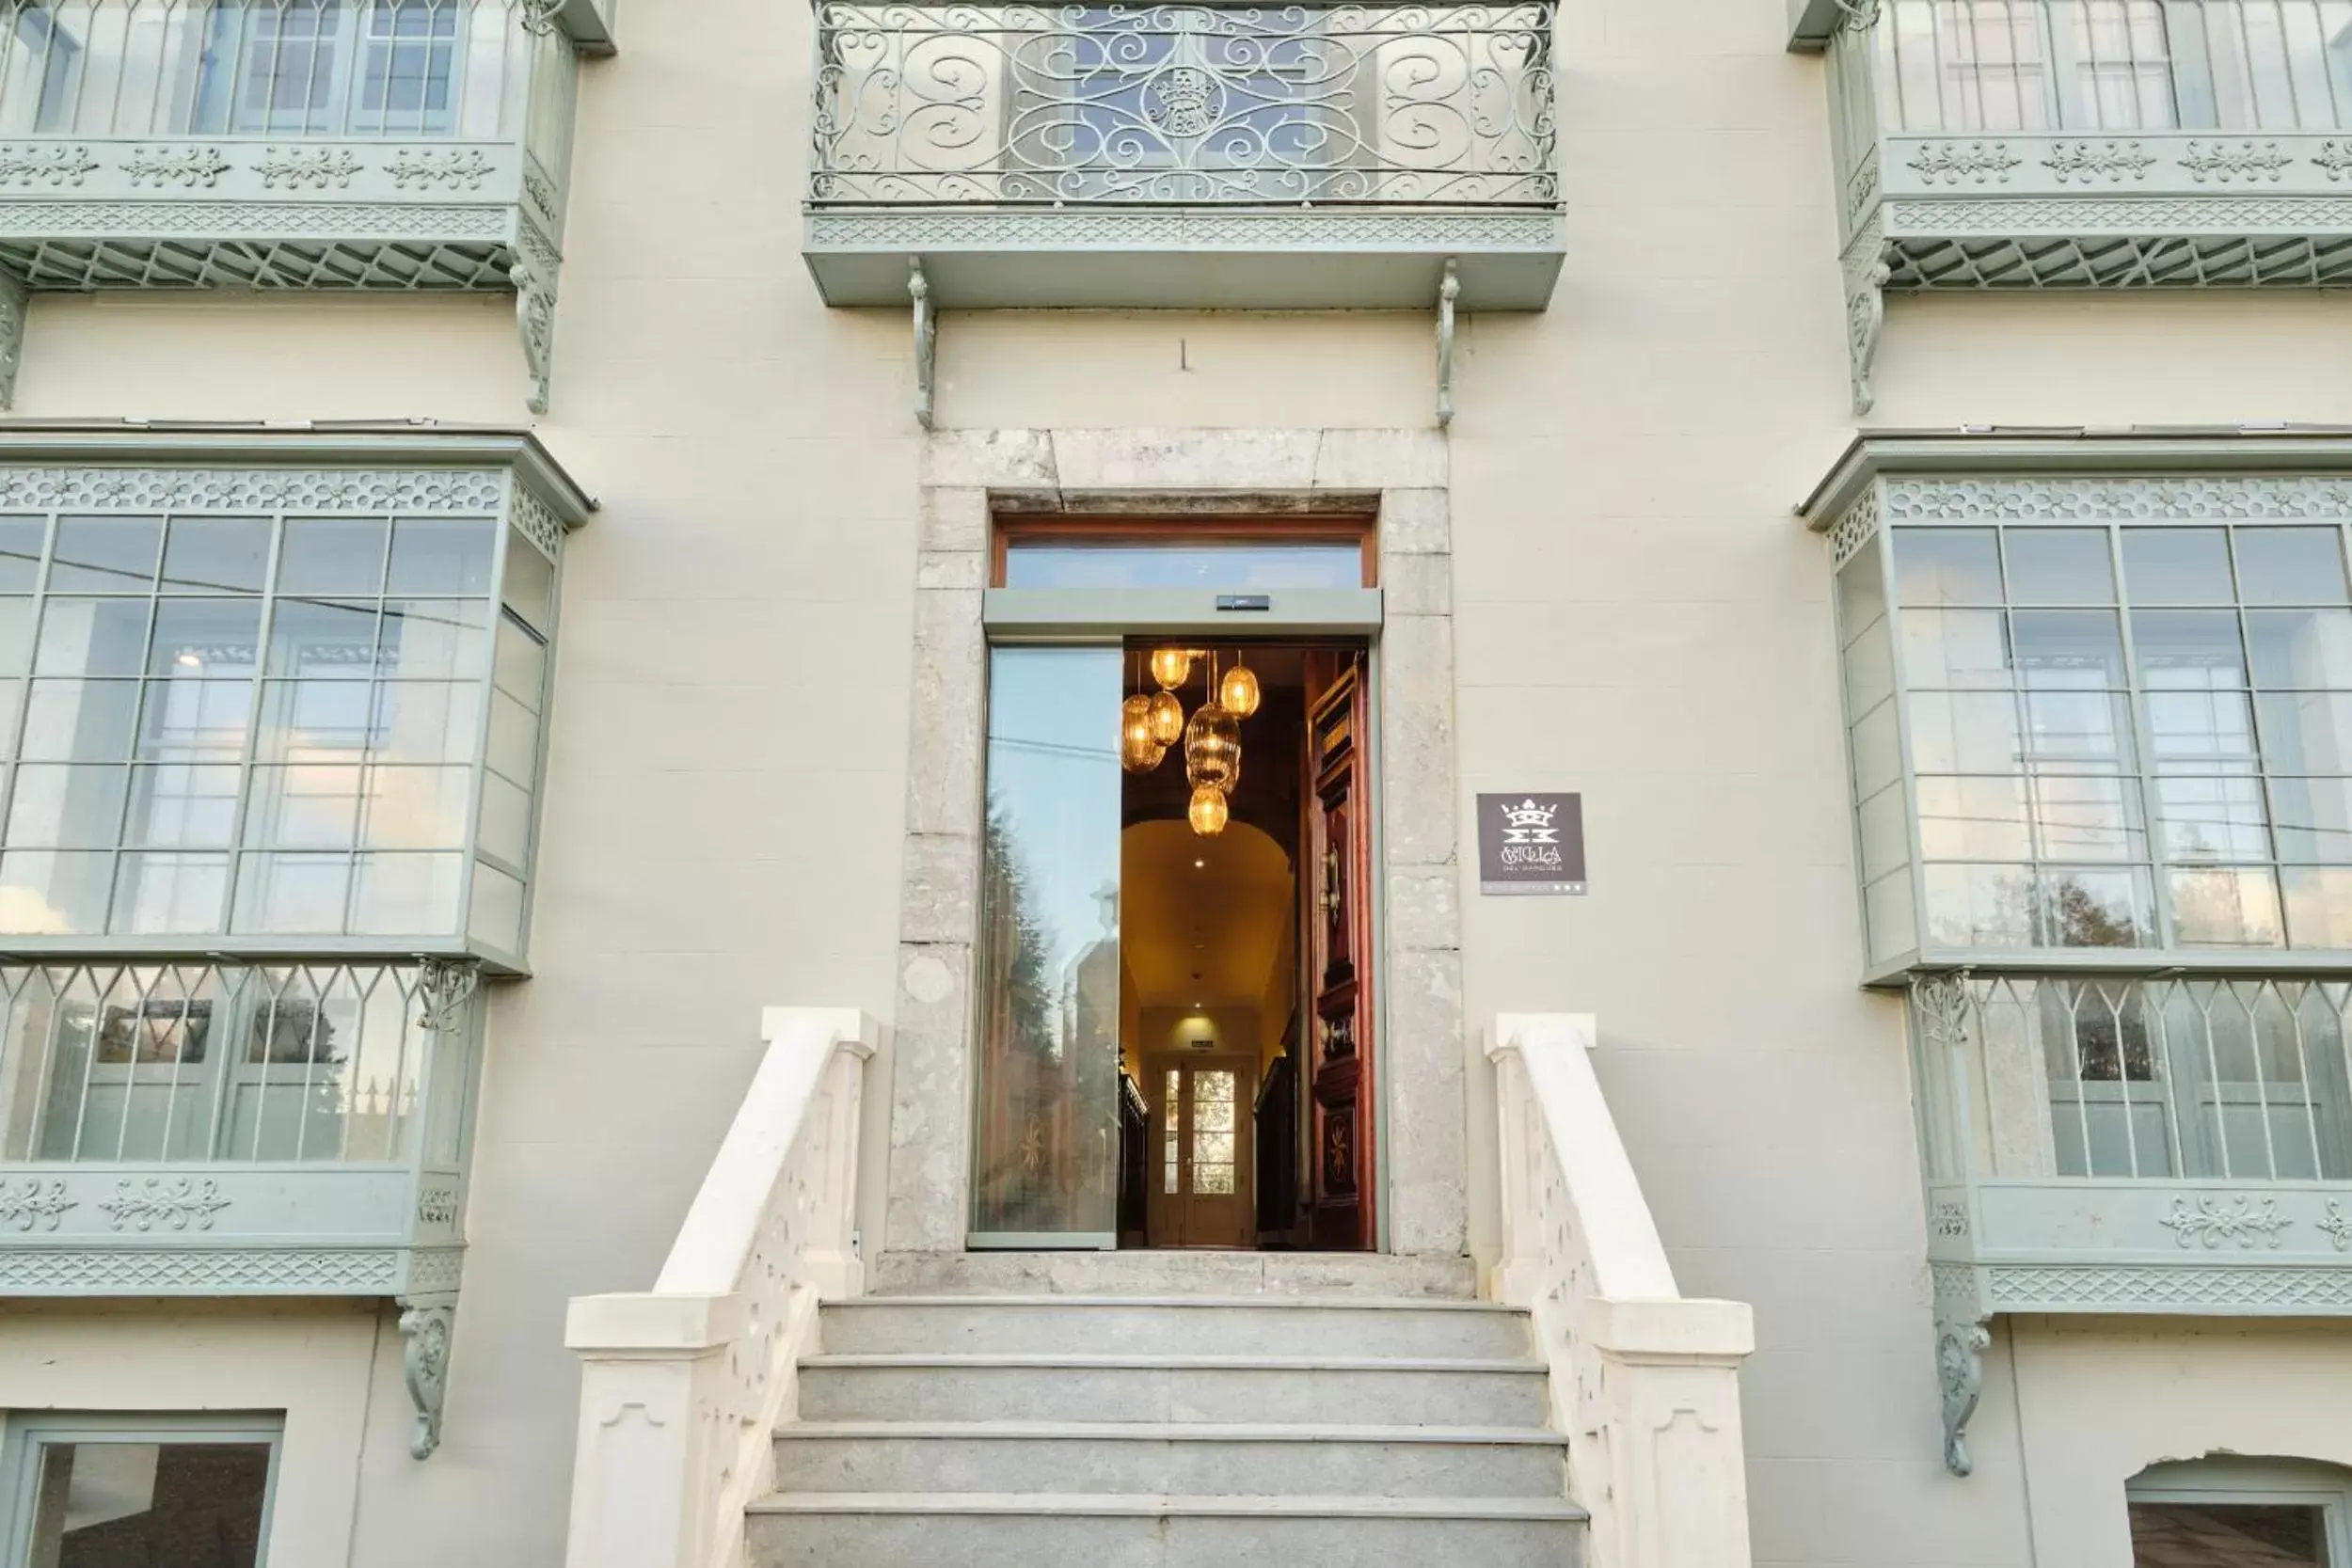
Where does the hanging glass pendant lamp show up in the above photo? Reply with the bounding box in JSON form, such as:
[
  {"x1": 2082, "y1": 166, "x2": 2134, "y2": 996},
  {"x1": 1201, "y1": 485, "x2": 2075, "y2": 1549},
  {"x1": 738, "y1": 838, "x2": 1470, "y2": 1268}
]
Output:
[
  {"x1": 1146, "y1": 688, "x2": 1185, "y2": 745},
  {"x1": 1184, "y1": 666, "x2": 1242, "y2": 796},
  {"x1": 1150, "y1": 646, "x2": 1193, "y2": 690},
  {"x1": 1120, "y1": 653, "x2": 1168, "y2": 773},
  {"x1": 1219, "y1": 656, "x2": 1261, "y2": 720},
  {"x1": 1188, "y1": 783, "x2": 1230, "y2": 836}
]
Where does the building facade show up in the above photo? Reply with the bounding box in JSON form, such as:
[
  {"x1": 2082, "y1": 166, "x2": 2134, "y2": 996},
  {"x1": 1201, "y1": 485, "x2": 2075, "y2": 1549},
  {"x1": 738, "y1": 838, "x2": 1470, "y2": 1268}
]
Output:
[{"x1": 0, "y1": 0, "x2": 2350, "y2": 1563}]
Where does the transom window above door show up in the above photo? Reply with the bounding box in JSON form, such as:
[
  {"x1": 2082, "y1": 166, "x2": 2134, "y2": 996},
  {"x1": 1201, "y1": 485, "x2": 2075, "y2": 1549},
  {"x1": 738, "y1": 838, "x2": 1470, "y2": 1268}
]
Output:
[{"x1": 994, "y1": 522, "x2": 1375, "y2": 592}]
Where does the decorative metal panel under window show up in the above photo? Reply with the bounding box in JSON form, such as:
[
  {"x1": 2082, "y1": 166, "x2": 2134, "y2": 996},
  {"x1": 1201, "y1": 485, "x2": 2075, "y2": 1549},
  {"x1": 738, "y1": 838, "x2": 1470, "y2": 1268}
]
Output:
[
  {"x1": 1813, "y1": 0, "x2": 2352, "y2": 411},
  {"x1": 0, "y1": 464, "x2": 562, "y2": 968},
  {"x1": 1831, "y1": 478, "x2": 2352, "y2": 972},
  {"x1": 810, "y1": 1, "x2": 1556, "y2": 206},
  {"x1": 0, "y1": 0, "x2": 610, "y2": 411}
]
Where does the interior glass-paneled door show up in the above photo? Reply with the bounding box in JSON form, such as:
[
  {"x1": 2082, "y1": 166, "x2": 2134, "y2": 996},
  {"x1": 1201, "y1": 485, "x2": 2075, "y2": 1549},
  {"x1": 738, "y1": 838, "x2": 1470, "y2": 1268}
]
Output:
[{"x1": 970, "y1": 645, "x2": 1122, "y2": 1247}]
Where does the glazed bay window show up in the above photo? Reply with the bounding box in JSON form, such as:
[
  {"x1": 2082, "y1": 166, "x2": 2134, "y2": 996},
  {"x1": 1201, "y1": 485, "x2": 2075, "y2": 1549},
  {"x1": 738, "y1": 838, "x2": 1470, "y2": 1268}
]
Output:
[
  {"x1": 1805, "y1": 433, "x2": 2352, "y2": 1480},
  {"x1": 1792, "y1": 0, "x2": 2352, "y2": 412},
  {"x1": 0, "y1": 0, "x2": 618, "y2": 413},
  {"x1": 0, "y1": 427, "x2": 586, "y2": 1459}
]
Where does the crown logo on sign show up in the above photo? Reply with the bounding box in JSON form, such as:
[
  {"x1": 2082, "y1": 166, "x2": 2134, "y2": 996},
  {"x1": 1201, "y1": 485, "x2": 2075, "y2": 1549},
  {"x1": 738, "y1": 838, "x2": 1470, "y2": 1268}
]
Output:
[{"x1": 1502, "y1": 799, "x2": 1554, "y2": 831}]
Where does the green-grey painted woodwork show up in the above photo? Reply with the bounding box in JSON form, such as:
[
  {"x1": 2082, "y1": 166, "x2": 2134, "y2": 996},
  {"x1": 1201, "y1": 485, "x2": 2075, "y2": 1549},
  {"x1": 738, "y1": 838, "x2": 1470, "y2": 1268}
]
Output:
[
  {"x1": 800, "y1": 2, "x2": 1564, "y2": 312},
  {"x1": 0, "y1": 0, "x2": 617, "y2": 413},
  {"x1": 0, "y1": 956, "x2": 480, "y2": 1304},
  {"x1": 0, "y1": 1412, "x2": 286, "y2": 1567},
  {"x1": 980, "y1": 587, "x2": 1385, "y2": 637},
  {"x1": 0, "y1": 425, "x2": 590, "y2": 974},
  {"x1": 1804, "y1": 432, "x2": 2352, "y2": 984},
  {"x1": 1912, "y1": 970, "x2": 2352, "y2": 1477},
  {"x1": 1812, "y1": 0, "x2": 2352, "y2": 412}
]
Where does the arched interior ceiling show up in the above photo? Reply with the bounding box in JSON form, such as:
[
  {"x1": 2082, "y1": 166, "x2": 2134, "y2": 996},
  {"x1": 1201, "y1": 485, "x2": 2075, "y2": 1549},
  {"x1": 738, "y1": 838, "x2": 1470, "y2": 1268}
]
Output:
[{"x1": 1122, "y1": 818, "x2": 1293, "y2": 1009}]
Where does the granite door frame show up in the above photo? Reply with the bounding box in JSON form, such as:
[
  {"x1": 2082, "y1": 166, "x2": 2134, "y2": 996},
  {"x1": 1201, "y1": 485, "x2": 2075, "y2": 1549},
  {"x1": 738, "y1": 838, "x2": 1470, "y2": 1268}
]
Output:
[{"x1": 887, "y1": 428, "x2": 1465, "y2": 1261}]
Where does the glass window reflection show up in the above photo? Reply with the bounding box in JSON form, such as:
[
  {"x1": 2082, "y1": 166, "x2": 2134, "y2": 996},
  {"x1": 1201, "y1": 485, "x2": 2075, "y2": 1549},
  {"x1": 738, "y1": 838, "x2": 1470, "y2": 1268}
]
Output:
[{"x1": 1004, "y1": 542, "x2": 1362, "y2": 590}]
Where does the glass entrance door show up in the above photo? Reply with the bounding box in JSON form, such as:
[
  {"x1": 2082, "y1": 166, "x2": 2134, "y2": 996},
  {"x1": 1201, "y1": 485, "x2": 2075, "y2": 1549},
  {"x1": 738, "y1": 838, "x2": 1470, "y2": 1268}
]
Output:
[{"x1": 970, "y1": 645, "x2": 1122, "y2": 1247}]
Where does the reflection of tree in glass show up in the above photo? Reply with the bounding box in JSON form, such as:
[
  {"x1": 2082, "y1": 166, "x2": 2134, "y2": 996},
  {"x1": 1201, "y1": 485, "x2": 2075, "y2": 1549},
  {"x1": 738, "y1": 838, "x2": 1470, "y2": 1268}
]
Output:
[
  {"x1": 2048, "y1": 879, "x2": 2137, "y2": 949},
  {"x1": 982, "y1": 794, "x2": 1055, "y2": 1060}
]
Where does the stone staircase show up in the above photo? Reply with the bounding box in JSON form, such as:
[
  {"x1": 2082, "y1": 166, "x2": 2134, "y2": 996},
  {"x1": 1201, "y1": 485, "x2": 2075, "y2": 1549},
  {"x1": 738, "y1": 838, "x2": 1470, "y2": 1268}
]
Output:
[{"x1": 744, "y1": 1277, "x2": 1587, "y2": 1567}]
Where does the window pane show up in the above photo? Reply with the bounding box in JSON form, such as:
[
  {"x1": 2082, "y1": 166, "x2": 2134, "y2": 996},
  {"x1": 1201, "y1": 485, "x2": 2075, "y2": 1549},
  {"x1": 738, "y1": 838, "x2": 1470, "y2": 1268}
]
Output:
[
  {"x1": 467, "y1": 857, "x2": 526, "y2": 951},
  {"x1": 374, "y1": 681, "x2": 484, "y2": 766},
  {"x1": 2031, "y1": 773, "x2": 2144, "y2": 861},
  {"x1": 267, "y1": 599, "x2": 377, "y2": 679},
  {"x1": 244, "y1": 764, "x2": 362, "y2": 848},
  {"x1": 1900, "y1": 609, "x2": 2009, "y2": 688},
  {"x1": 2150, "y1": 689, "x2": 2258, "y2": 761},
  {"x1": 24, "y1": 1439, "x2": 273, "y2": 1568},
  {"x1": 2169, "y1": 865, "x2": 2286, "y2": 946},
  {"x1": 2024, "y1": 689, "x2": 2137, "y2": 768},
  {"x1": 123, "y1": 763, "x2": 241, "y2": 847},
  {"x1": 478, "y1": 769, "x2": 530, "y2": 865},
  {"x1": 21, "y1": 680, "x2": 139, "y2": 761},
  {"x1": 2270, "y1": 778, "x2": 2352, "y2": 863},
  {"x1": 0, "y1": 849, "x2": 113, "y2": 933},
  {"x1": 8, "y1": 764, "x2": 126, "y2": 845},
  {"x1": 150, "y1": 598, "x2": 264, "y2": 678},
  {"x1": 501, "y1": 533, "x2": 555, "y2": 631},
  {"x1": 349, "y1": 850, "x2": 462, "y2": 934},
  {"x1": 2234, "y1": 525, "x2": 2350, "y2": 605},
  {"x1": 2013, "y1": 610, "x2": 2126, "y2": 688},
  {"x1": 278, "y1": 517, "x2": 389, "y2": 595},
  {"x1": 138, "y1": 678, "x2": 253, "y2": 761},
  {"x1": 493, "y1": 615, "x2": 545, "y2": 709},
  {"x1": 2126, "y1": 1501, "x2": 2324, "y2": 1566},
  {"x1": 2122, "y1": 527, "x2": 2234, "y2": 604},
  {"x1": 1836, "y1": 536, "x2": 1886, "y2": 640},
  {"x1": 2004, "y1": 528, "x2": 2115, "y2": 604},
  {"x1": 37, "y1": 599, "x2": 152, "y2": 677},
  {"x1": 0, "y1": 597, "x2": 35, "y2": 673},
  {"x1": 2040, "y1": 867, "x2": 2152, "y2": 947},
  {"x1": 2247, "y1": 608, "x2": 2352, "y2": 688},
  {"x1": 232, "y1": 851, "x2": 351, "y2": 933},
  {"x1": 1866, "y1": 865, "x2": 1917, "y2": 959},
  {"x1": 2155, "y1": 774, "x2": 2271, "y2": 861},
  {"x1": 2284, "y1": 866, "x2": 2352, "y2": 948},
  {"x1": 161, "y1": 515, "x2": 272, "y2": 594},
  {"x1": 1909, "y1": 690, "x2": 2022, "y2": 772},
  {"x1": 1922, "y1": 862, "x2": 2035, "y2": 946},
  {"x1": 1002, "y1": 541, "x2": 1363, "y2": 590},
  {"x1": 388, "y1": 517, "x2": 496, "y2": 595},
  {"x1": 111, "y1": 851, "x2": 232, "y2": 933},
  {"x1": 1851, "y1": 701, "x2": 1900, "y2": 798},
  {"x1": 49, "y1": 515, "x2": 161, "y2": 593},
  {"x1": 358, "y1": 765, "x2": 470, "y2": 849},
  {"x1": 1845, "y1": 625, "x2": 1895, "y2": 718},
  {"x1": 1895, "y1": 528, "x2": 2002, "y2": 606},
  {"x1": 0, "y1": 517, "x2": 44, "y2": 591},
  {"x1": 376, "y1": 597, "x2": 489, "y2": 680},
  {"x1": 256, "y1": 679, "x2": 374, "y2": 762},
  {"x1": 2258, "y1": 692, "x2": 2352, "y2": 772},
  {"x1": 1917, "y1": 775, "x2": 2030, "y2": 859},
  {"x1": 2132, "y1": 610, "x2": 2247, "y2": 688}
]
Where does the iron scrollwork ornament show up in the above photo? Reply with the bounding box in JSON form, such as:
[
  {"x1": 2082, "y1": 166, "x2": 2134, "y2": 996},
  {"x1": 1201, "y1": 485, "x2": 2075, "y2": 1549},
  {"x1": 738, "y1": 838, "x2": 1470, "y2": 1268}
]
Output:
[
  {"x1": 417, "y1": 959, "x2": 482, "y2": 1037},
  {"x1": 399, "y1": 1301, "x2": 456, "y2": 1459},
  {"x1": 519, "y1": 0, "x2": 566, "y2": 35},
  {"x1": 1936, "y1": 1311, "x2": 1992, "y2": 1476}
]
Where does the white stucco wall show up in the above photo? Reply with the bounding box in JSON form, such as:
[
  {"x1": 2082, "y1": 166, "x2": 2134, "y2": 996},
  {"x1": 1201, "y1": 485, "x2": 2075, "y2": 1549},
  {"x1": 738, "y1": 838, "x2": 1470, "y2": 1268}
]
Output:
[{"x1": 3, "y1": 0, "x2": 2352, "y2": 1562}]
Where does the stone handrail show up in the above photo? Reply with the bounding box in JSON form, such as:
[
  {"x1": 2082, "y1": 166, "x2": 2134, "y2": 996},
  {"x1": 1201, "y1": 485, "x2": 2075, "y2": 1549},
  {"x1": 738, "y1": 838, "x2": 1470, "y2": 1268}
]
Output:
[
  {"x1": 562, "y1": 1007, "x2": 878, "y2": 1568},
  {"x1": 1489, "y1": 1013, "x2": 1756, "y2": 1568}
]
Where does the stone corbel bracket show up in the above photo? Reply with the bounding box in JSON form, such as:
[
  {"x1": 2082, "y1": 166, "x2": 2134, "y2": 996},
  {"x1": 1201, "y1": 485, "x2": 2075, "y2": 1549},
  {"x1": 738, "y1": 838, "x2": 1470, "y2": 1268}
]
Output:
[
  {"x1": 1934, "y1": 1299, "x2": 1992, "y2": 1477},
  {"x1": 399, "y1": 1297, "x2": 457, "y2": 1460},
  {"x1": 0, "y1": 272, "x2": 25, "y2": 411},
  {"x1": 911, "y1": 257, "x2": 936, "y2": 430},
  {"x1": 511, "y1": 220, "x2": 562, "y2": 418},
  {"x1": 1842, "y1": 215, "x2": 1890, "y2": 417},
  {"x1": 1435, "y1": 258, "x2": 1460, "y2": 429}
]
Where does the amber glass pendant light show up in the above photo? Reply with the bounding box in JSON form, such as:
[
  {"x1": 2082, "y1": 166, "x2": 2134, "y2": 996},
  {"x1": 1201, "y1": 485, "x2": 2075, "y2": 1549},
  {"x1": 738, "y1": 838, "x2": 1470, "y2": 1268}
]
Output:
[
  {"x1": 1187, "y1": 783, "x2": 1230, "y2": 836},
  {"x1": 1219, "y1": 656, "x2": 1261, "y2": 720},
  {"x1": 1120, "y1": 653, "x2": 1167, "y2": 773}
]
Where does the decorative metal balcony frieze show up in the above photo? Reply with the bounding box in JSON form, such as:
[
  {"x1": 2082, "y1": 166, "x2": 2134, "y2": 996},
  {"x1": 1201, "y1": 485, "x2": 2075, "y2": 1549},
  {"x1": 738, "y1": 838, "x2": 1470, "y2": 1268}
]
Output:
[
  {"x1": 801, "y1": 0, "x2": 1564, "y2": 322},
  {"x1": 0, "y1": 955, "x2": 486, "y2": 1454},
  {"x1": 1804, "y1": 0, "x2": 2352, "y2": 412},
  {"x1": 0, "y1": 0, "x2": 616, "y2": 413},
  {"x1": 1908, "y1": 968, "x2": 2352, "y2": 1476}
]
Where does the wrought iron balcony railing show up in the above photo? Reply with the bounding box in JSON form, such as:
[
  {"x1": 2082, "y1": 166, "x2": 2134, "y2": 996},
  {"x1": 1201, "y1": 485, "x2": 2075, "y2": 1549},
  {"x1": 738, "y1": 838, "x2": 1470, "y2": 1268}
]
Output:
[
  {"x1": 0, "y1": 0, "x2": 618, "y2": 412},
  {"x1": 1796, "y1": 0, "x2": 2352, "y2": 412},
  {"x1": 0, "y1": 957, "x2": 481, "y2": 1451},
  {"x1": 800, "y1": 0, "x2": 1565, "y2": 313},
  {"x1": 1913, "y1": 971, "x2": 2352, "y2": 1474}
]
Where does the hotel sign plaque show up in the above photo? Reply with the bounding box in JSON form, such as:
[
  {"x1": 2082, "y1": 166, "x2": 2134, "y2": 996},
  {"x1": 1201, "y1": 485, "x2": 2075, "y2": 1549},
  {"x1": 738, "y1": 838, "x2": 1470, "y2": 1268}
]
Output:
[{"x1": 1476, "y1": 793, "x2": 1587, "y2": 895}]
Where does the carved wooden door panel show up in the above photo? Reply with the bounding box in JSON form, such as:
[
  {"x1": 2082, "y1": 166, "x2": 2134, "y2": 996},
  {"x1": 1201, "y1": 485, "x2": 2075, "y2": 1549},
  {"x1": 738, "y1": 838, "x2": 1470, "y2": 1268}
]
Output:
[{"x1": 1305, "y1": 654, "x2": 1375, "y2": 1251}]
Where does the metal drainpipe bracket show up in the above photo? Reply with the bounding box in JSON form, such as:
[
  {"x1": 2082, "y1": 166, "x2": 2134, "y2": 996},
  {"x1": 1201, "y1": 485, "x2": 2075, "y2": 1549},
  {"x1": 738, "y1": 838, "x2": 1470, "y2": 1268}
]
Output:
[
  {"x1": 911, "y1": 257, "x2": 935, "y2": 431},
  {"x1": 1435, "y1": 258, "x2": 1460, "y2": 429}
]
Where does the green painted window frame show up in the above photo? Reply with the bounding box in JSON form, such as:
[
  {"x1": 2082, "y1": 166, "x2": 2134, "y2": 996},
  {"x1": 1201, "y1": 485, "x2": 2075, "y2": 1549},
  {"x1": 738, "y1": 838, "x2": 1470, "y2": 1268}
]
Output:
[
  {"x1": 2127, "y1": 1455, "x2": 2352, "y2": 1564},
  {"x1": 0, "y1": 1410, "x2": 284, "y2": 1568}
]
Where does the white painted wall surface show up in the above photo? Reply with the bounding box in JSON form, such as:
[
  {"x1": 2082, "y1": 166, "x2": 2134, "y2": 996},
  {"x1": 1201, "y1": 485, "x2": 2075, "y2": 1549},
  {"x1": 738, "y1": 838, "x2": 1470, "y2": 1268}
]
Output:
[{"x1": 2, "y1": 0, "x2": 2350, "y2": 1563}]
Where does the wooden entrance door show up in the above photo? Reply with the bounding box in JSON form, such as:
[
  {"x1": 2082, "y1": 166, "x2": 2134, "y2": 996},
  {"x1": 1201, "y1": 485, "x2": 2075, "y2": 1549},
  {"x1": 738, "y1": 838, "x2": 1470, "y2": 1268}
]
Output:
[
  {"x1": 1305, "y1": 656, "x2": 1376, "y2": 1250},
  {"x1": 1147, "y1": 1053, "x2": 1255, "y2": 1248}
]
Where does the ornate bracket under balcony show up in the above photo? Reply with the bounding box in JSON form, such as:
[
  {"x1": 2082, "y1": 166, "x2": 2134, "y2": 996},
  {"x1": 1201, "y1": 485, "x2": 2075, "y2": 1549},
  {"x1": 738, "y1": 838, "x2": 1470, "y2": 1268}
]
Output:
[{"x1": 802, "y1": 0, "x2": 1564, "y2": 325}]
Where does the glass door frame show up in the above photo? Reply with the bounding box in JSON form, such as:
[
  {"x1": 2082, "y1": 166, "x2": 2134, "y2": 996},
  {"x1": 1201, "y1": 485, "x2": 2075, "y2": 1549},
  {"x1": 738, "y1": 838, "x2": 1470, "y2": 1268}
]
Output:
[{"x1": 970, "y1": 571, "x2": 1387, "y2": 1251}]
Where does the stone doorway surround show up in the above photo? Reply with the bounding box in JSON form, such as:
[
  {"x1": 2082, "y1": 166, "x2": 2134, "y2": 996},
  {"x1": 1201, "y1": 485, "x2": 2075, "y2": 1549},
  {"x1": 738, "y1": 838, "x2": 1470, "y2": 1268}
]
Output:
[{"x1": 889, "y1": 428, "x2": 1465, "y2": 1262}]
